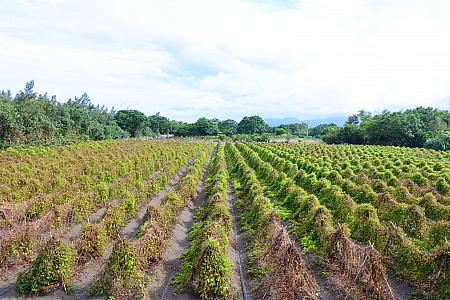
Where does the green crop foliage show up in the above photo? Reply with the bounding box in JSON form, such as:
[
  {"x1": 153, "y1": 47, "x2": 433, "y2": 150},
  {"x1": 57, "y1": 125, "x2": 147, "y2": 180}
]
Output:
[
  {"x1": 243, "y1": 141, "x2": 449, "y2": 298},
  {"x1": 87, "y1": 141, "x2": 214, "y2": 298},
  {"x1": 17, "y1": 240, "x2": 76, "y2": 295},
  {"x1": 78, "y1": 224, "x2": 108, "y2": 258},
  {"x1": 8, "y1": 234, "x2": 33, "y2": 259},
  {"x1": 173, "y1": 143, "x2": 232, "y2": 299},
  {"x1": 299, "y1": 234, "x2": 318, "y2": 253},
  {"x1": 436, "y1": 178, "x2": 449, "y2": 195},
  {"x1": 89, "y1": 239, "x2": 145, "y2": 298},
  {"x1": 2, "y1": 137, "x2": 449, "y2": 299}
]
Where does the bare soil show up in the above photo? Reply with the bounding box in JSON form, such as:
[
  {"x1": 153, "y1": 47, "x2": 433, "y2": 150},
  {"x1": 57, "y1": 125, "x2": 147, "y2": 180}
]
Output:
[
  {"x1": 226, "y1": 183, "x2": 261, "y2": 300},
  {"x1": 227, "y1": 184, "x2": 246, "y2": 300}
]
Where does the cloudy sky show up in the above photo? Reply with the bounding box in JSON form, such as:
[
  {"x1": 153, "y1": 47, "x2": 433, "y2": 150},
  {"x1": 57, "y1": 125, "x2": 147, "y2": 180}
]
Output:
[{"x1": 1, "y1": 0, "x2": 450, "y2": 121}]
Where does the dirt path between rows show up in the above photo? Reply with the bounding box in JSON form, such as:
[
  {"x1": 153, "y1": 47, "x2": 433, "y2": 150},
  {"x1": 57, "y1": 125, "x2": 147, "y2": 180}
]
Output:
[
  {"x1": 280, "y1": 219, "x2": 343, "y2": 300},
  {"x1": 147, "y1": 143, "x2": 216, "y2": 300},
  {"x1": 227, "y1": 183, "x2": 246, "y2": 300}
]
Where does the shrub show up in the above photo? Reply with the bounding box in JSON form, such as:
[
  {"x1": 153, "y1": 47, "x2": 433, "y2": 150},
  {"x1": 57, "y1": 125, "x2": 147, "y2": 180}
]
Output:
[
  {"x1": 77, "y1": 224, "x2": 108, "y2": 259},
  {"x1": 88, "y1": 239, "x2": 145, "y2": 298},
  {"x1": 436, "y1": 178, "x2": 449, "y2": 195},
  {"x1": 17, "y1": 240, "x2": 76, "y2": 295}
]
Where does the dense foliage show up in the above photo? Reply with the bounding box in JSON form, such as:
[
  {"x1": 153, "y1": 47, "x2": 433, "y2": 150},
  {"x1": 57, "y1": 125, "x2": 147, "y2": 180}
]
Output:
[
  {"x1": 0, "y1": 82, "x2": 269, "y2": 145},
  {"x1": 114, "y1": 110, "x2": 148, "y2": 137},
  {"x1": 0, "y1": 140, "x2": 205, "y2": 295},
  {"x1": 218, "y1": 119, "x2": 238, "y2": 136},
  {"x1": 0, "y1": 81, "x2": 128, "y2": 148},
  {"x1": 240, "y1": 142, "x2": 449, "y2": 298},
  {"x1": 1, "y1": 138, "x2": 449, "y2": 299},
  {"x1": 226, "y1": 142, "x2": 319, "y2": 300},
  {"x1": 2, "y1": 82, "x2": 449, "y2": 150},
  {"x1": 89, "y1": 142, "x2": 213, "y2": 298},
  {"x1": 237, "y1": 115, "x2": 270, "y2": 134},
  {"x1": 318, "y1": 108, "x2": 450, "y2": 150}
]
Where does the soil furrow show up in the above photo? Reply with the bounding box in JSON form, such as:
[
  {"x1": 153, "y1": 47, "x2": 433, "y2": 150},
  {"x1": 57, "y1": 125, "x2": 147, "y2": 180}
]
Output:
[
  {"x1": 227, "y1": 182, "x2": 247, "y2": 300},
  {"x1": 148, "y1": 142, "x2": 216, "y2": 300}
]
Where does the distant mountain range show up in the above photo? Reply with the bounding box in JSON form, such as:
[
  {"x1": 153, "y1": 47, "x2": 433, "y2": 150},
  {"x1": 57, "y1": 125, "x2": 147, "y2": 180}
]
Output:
[{"x1": 265, "y1": 116, "x2": 347, "y2": 127}]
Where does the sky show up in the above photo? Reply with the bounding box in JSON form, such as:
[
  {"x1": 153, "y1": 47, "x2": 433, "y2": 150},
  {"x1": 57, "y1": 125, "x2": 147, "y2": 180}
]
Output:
[{"x1": 1, "y1": 0, "x2": 450, "y2": 122}]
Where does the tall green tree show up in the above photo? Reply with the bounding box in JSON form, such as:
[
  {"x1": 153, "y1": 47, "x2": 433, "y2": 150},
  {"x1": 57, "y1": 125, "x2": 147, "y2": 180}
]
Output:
[
  {"x1": 237, "y1": 115, "x2": 269, "y2": 134},
  {"x1": 0, "y1": 81, "x2": 128, "y2": 148},
  {"x1": 323, "y1": 107, "x2": 449, "y2": 149},
  {"x1": 424, "y1": 131, "x2": 450, "y2": 150},
  {"x1": 0, "y1": 101, "x2": 23, "y2": 146},
  {"x1": 309, "y1": 123, "x2": 337, "y2": 137},
  {"x1": 218, "y1": 119, "x2": 238, "y2": 136},
  {"x1": 147, "y1": 113, "x2": 171, "y2": 134},
  {"x1": 114, "y1": 110, "x2": 148, "y2": 137},
  {"x1": 323, "y1": 124, "x2": 364, "y2": 144},
  {"x1": 193, "y1": 117, "x2": 219, "y2": 136},
  {"x1": 274, "y1": 123, "x2": 308, "y2": 136}
]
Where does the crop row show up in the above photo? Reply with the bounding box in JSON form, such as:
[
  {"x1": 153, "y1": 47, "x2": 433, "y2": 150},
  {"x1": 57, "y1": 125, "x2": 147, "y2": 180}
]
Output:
[
  {"x1": 1, "y1": 141, "x2": 203, "y2": 273},
  {"x1": 226, "y1": 142, "x2": 325, "y2": 300},
  {"x1": 87, "y1": 141, "x2": 214, "y2": 299},
  {"x1": 11, "y1": 141, "x2": 207, "y2": 295},
  {"x1": 0, "y1": 140, "x2": 199, "y2": 229},
  {"x1": 286, "y1": 143, "x2": 450, "y2": 202},
  {"x1": 0, "y1": 140, "x2": 175, "y2": 205},
  {"x1": 238, "y1": 142, "x2": 448, "y2": 298},
  {"x1": 233, "y1": 142, "x2": 397, "y2": 299},
  {"x1": 173, "y1": 142, "x2": 232, "y2": 299},
  {"x1": 254, "y1": 143, "x2": 450, "y2": 249}
]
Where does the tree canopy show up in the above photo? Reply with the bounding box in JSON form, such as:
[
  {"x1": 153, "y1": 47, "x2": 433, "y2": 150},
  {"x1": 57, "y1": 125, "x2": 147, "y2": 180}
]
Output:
[
  {"x1": 320, "y1": 108, "x2": 449, "y2": 149},
  {"x1": 237, "y1": 115, "x2": 269, "y2": 134},
  {"x1": 193, "y1": 117, "x2": 219, "y2": 136},
  {"x1": 114, "y1": 110, "x2": 148, "y2": 137},
  {"x1": 272, "y1": 123, "x2": 308, "y2": 136},
  {"x1": 1, "y1": 82, "x2": 448, "y2": 150},
  {"x1": 218, "y1": 119, "x2": 238, "y2": 136},
  {"x1": 0, "y1": 81, "x2": 128, "y2": 148},
  {"x1": 309, "y1": 123, "x2": 337, "y2": 137}
]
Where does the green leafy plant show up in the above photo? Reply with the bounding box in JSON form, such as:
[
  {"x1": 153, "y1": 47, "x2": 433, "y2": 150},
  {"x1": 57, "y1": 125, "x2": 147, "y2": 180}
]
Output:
[{"x1": 17, "y1": 240, "x2": 76, "y2": 295}]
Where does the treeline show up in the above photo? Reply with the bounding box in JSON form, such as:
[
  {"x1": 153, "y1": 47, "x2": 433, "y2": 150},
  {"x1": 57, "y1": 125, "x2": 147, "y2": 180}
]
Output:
[
  {"x1": 0, "y1": 82, "x2": 306, "y2": 148},
  {"x1": 310, "y1": 108, "x2": 450, "y2": 150},
  {"x1": 1, "y1": 82, "x2": 448, "y2": 150},
  {"x1": 0, "y1": 81, "x2": 129, "y2": 148},
  {"x1": 116, "y1": 113, "x2": 307, "y2": 138}
]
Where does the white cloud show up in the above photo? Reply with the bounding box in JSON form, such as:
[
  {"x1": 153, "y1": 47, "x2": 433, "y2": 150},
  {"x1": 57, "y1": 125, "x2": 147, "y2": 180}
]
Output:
[{"x1": 1, "y1": 0, "x2": 450, "y2": 121}]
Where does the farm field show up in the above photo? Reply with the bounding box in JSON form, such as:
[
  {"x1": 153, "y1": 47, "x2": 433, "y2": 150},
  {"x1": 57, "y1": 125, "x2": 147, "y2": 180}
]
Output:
[{"x1": 0, "y1": 140, "x2": 449, "y2": 299}]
